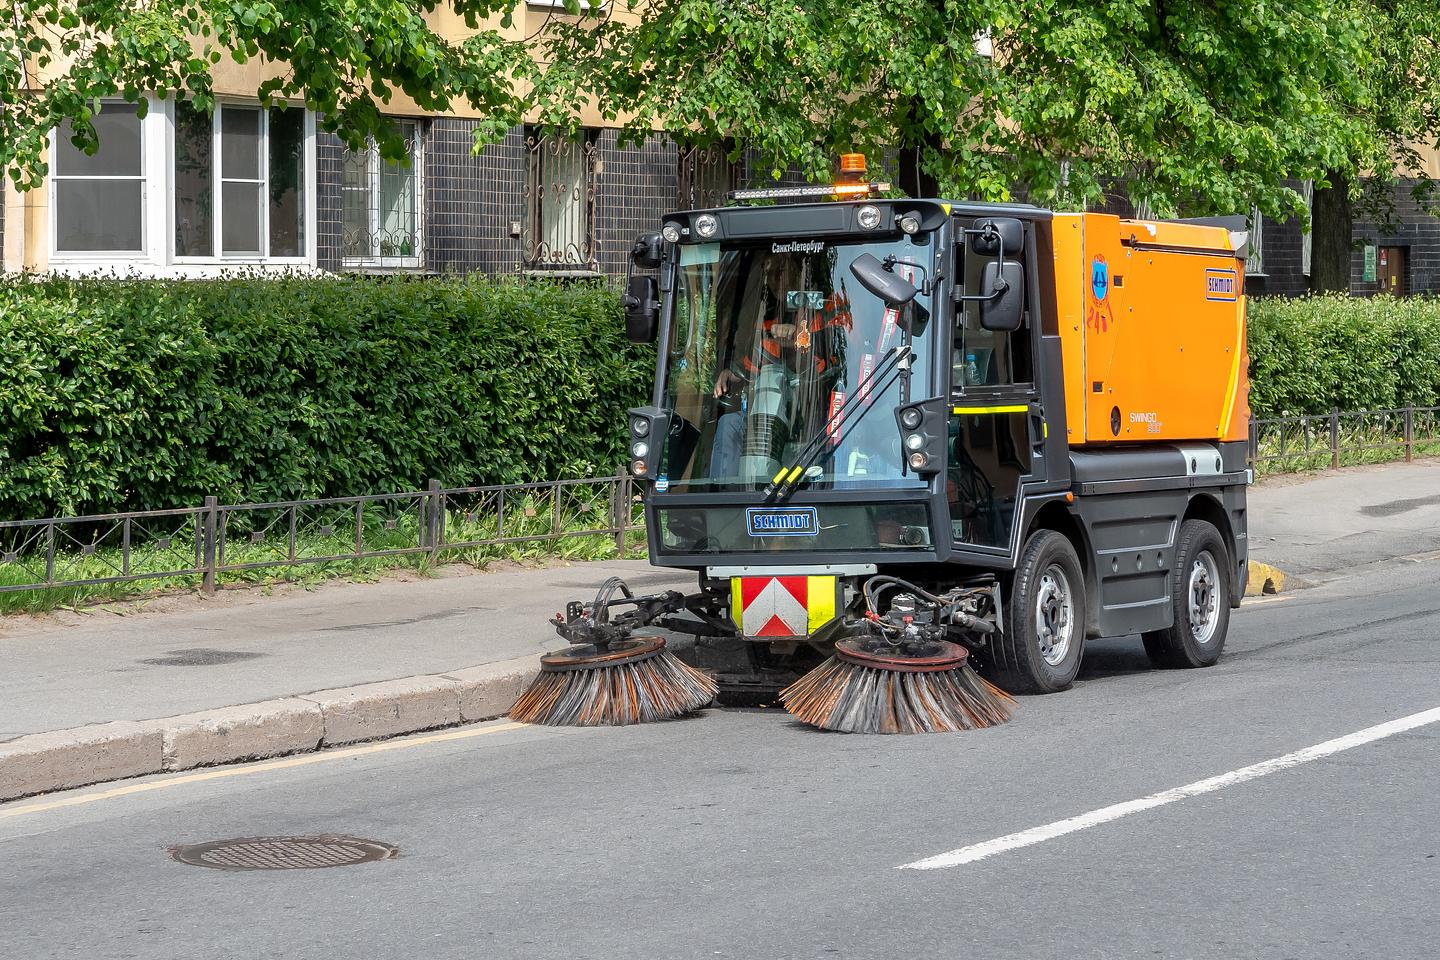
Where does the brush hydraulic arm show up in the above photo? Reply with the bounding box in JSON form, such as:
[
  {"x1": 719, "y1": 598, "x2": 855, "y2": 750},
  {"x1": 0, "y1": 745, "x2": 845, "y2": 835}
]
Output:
[{"x1": 551, "y1": 577, "x2": 737, "y2": 647}]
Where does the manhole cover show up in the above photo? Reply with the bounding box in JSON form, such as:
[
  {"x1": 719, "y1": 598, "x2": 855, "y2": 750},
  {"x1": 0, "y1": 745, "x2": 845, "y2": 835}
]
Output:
[{"x1": 169, "y1": 836, "x2": 398, "y2": 871}]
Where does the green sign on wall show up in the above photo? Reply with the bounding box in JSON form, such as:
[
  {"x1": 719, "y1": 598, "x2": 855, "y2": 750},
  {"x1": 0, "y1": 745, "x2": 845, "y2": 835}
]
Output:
[{"x1": 1363, "y1": 245, "x2": 1378, "y2": 282}]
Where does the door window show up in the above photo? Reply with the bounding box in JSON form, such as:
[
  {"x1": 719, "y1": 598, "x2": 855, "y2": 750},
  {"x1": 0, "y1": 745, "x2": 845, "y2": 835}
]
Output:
[{"x1": 952, "y1": 221, "x2": 1033, "y2": 389}]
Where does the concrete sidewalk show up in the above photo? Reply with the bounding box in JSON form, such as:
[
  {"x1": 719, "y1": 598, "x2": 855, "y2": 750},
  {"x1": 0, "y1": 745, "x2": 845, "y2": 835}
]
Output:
[
  {"x1": 0, "y1": 559, "x2": 692, "y2": 799},
  {"x1": 3, "y1": 459, "x2": 1438, "y2": 801},
  {"x1": 1247, "y1": 459, "x2": 1440, "y2": 577}
]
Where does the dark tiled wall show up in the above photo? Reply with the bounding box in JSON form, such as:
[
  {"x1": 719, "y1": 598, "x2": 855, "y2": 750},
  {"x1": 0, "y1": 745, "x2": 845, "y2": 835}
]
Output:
[
  {"x1": 1350, "y1": 179, "x2": 1440, "y2": 295},
  {"x1": 315, "y1": 131, "x2": 344, "y2": 272},
  {"x1": 594, "y1": 131, "x2": 679, "y2": 276},
  {"x1": 1256, "y1": 178, "x2": 1440, "y2": 297},
  {"x1": 425, "y1": 122, "x2": 526, "y2": 275}
]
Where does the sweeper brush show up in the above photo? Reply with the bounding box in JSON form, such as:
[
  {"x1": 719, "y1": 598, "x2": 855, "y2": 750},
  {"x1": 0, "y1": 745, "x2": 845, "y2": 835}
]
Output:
[
  {"x1": 780, "y1": 636, "x2": 1014, "y2": 734},
  {"x1": 508, "y1": 577, "x2": 718, "y2": 727},
  {"x1": 780, "y1": 576, "x2": 1016, "y2": 734},
  {"x1": 509, "y1": 635, "x2": 717, "y2": 726}
]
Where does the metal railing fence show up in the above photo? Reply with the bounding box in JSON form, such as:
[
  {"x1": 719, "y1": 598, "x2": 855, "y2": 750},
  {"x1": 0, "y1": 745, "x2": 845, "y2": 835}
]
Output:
[
  {"x1": 0, "y1": 475, "x2": 640, "y2": 596},
  {"x1": 1248, "y1": 405, "x2": 1440, "y2": 473},
  {"x1": 1, "y1": 406, "x2": 1436, "y2": 598}
]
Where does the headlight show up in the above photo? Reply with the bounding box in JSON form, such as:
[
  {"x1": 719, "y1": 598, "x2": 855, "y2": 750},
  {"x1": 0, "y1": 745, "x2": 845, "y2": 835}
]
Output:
[
  {"x1": 661, "y1": 222, "x2": 683, "y2": 244},
  {"x1": 898, "y1": 214, "x2": 921, "y2": 235},
  {"x1": 900, "y1": 408, "x2": 922, "y2": 430},
  {"x1": 631, "y1": 417, "x2": 650, "y2": 437},
  {"x1": 631, "y1": 441, "x2": 649, "y2": 459},
  {"x1": 908, "y1": 451, "x2": 929, "y2": 470},
  {"x1": 857, "y1": 205, "x2": 881, "y2": 229},
  {"x1": 694, "y1": 214, "x2": 719, "y2": 238},
  {"x1": 905, "y1": 433, "x2": 925, "y2": 452}
]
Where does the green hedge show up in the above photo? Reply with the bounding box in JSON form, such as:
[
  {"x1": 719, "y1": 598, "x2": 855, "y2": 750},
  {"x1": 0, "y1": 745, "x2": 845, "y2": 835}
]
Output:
[
  {"x1": 1248, "y1": 294, "x2": 1440, "y2": 419},
  {"x1": 2, "y1": 278, "x2": 1438, "y2": 519},
  {"x1": 0, "y1": 275, "x2": 652, "y2": 518}
]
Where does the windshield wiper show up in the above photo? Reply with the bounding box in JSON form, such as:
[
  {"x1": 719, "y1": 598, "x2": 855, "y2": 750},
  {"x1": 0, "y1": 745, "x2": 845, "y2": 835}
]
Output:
[{"x1": 763, "y1": 344, "x2": 912, "y2": 504}]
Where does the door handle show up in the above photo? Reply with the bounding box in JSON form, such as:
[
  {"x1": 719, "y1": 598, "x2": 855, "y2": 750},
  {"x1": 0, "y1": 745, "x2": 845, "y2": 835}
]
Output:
[{"x1": 1029, "y1": 409, "x2": 1046, "y2": 448}]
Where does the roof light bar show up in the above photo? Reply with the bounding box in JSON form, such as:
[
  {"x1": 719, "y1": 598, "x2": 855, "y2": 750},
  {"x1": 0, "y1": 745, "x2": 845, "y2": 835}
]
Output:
[{"x1": 728, "y1": 182, "x2": 892, "y2": 202}]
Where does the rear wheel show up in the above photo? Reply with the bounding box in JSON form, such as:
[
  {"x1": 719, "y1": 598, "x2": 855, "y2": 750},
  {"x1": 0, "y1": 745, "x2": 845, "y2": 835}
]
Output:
[
  {"x1": 990, "y1": 529, "x2": 1086, "y2": 694},
  {"x1": 1143, "y1": 519, "x2": 1231, "y2": 668}
]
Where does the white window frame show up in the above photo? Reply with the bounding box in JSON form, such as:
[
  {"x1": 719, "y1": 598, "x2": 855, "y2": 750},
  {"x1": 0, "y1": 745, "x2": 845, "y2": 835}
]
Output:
[
  {"x1": 1301, "y1": 180, "x2": 1313, "y2": 277},
  {"x1": 341, "y1": 121, "x2": 424, "y2": 271},
  {"x1": 48, "y1": 100, "x2": 153, "y2": 262},
  {"x1": 170, "y1": 99, "x2": 315, "y2": 267},
  {"x1": 1246, "y1": 205, "x2": 1265, "y2": 277},
  {"x1": 49, "y1": 96, "x2": 317, "y2": 276}
]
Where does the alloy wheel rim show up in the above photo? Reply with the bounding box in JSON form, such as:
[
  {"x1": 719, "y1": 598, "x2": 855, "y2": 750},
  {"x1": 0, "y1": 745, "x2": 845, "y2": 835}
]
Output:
[
  {"x1": 1188, "y1": 550, "x2": 1221, "y2": 644},
  {"x1": 1035, "y1": 564, "x2": 1074, "y2": 666}
]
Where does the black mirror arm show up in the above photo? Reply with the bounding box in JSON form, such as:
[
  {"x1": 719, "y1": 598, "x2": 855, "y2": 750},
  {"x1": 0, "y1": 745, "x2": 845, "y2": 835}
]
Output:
[{"x1": 880, "y1": 255, "x2": 933, "y2": 296}]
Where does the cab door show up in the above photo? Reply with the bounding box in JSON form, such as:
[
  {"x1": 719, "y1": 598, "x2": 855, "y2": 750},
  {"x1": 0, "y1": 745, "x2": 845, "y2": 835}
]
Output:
[{"x1": 946, "y1": 217, "x2": 1045, "y2": 552}]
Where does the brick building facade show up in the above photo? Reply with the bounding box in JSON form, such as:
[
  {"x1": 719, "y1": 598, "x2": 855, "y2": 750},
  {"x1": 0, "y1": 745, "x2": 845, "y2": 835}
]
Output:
[{"x1": 3, "y1": 97, "x2": 1434, "y2": 293}]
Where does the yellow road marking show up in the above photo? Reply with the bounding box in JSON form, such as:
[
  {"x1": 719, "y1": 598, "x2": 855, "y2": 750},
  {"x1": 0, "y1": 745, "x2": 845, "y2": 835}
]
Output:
[{"x1": 1, "y1": 721, "x2": 528, "y2": 819}]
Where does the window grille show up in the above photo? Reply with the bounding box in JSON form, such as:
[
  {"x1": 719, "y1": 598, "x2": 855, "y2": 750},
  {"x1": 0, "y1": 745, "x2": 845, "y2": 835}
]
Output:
[
  {"x1": 523, "y1": 129, "x2": 599, "y2": 273},
  {"x1": 342, "y1": 121, "x2": 424, "y2": 268}
]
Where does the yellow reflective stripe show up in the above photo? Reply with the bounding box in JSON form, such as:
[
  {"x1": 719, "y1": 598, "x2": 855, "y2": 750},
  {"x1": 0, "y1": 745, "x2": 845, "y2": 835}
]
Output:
[
  {"x1": 951, "y1": 404, "x2": 1029, "y2": 415},
  {"x1": 731, "y1": 577, "x2": 744, "y2": 631},
  {"x1": 771, "y1": 468, "x2": 788, "y2": 485},
  {"x1": 787, "y1": 465, "x2": 805, "y2": 485},
  {"x1": 806, "y1": 576, "x2": 838, "y2": 632}
]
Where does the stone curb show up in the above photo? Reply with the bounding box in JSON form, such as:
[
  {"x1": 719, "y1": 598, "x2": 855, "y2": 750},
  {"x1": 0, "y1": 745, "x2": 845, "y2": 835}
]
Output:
[{"x1": 0, "y1": 658, "x2": 540, "y2": 803}]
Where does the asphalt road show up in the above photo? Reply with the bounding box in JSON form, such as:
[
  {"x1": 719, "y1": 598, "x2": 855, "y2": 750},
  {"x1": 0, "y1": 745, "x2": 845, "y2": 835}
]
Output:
[{"x1": 4, "y1": 554, "x2": 1439, "y2": 960}]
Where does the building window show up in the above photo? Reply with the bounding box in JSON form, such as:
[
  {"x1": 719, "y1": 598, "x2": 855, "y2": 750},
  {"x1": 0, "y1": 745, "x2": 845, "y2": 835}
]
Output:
[
  {"x1": 173, "y1": 101, "x2": 307, "y2": 260},
  {"x1": 342, "y1": 121, "x2": 423, "y2": 268},
  {"x1": 1247, "y1": 205, "x2": 1265, "y2": 277},
  {"x1": 1301, "y1": 180, "x2": 1313, "y2": 277},
  {"x1": 52, "y1": 103, "x2": 145, "y2": 253},
  {"x1": 523, "y1": 128, "x2": 598, "y2": 272},
  {"x1": 677, "y1": 143, "x2": 734, "y2": 210}
]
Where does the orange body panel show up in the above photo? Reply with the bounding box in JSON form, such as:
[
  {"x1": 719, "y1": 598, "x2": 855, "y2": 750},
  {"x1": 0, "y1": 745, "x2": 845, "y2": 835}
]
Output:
[{"x1": 1052, "y1": 213, "x2": 1250, "y2": 446}]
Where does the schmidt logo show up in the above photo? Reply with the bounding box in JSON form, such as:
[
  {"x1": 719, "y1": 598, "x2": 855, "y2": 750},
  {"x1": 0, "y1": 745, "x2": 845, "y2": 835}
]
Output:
[
  {"x1": 746, "y1": 507, "x2": 819, "y2": 537},
  {"x1": 1205, "y1": 268, "x2": 1239, "y2": 302}
]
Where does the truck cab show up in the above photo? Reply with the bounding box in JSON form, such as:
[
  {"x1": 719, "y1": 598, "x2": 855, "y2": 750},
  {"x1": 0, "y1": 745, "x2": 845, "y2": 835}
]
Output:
[{"x1": 620, "y1": 168, "x2": 1250, "y2": 694}]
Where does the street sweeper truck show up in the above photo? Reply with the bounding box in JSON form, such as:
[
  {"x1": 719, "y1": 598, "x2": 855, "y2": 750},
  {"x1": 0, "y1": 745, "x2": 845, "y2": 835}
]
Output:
[{"x1": 510, "y1": 156, "x2": 1251, "y2": 734}]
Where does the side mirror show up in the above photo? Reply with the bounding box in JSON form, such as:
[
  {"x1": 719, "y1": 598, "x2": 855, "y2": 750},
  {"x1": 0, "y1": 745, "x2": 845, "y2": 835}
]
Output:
[
  {"x1": 630, "y1": 233, "x2": 663, "y2": 270},
  {"x1": 979, "y1": 261, "x2": 1024, "y2": 332},
  {"x1": 849, "y1": 252, "x2": 918, "y2": 307},
  {"x1": 971, "y1": 217, "x2": 1024, "y2": 257},
  {"x1": 623, "y1": 275, "x2": 660, "y2": 343}
]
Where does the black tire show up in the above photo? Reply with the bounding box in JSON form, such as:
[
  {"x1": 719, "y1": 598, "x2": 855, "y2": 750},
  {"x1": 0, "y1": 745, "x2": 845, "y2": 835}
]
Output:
[
  {"x1": 990, "y1": 529, "x2": 1087, "y2": 694},
  {"x1": 1142, "y1": 519, "x2": 1231, "y2": 668}
]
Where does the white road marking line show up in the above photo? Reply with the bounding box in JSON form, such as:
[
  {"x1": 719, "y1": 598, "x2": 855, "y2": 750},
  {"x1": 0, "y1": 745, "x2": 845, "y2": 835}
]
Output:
[
  {"x1": 899, "y1": 704, "x2": 1440, "y2": 871},
  {"x1": 1242, "y1": 594, "x2": 1294, "y2": 605}
]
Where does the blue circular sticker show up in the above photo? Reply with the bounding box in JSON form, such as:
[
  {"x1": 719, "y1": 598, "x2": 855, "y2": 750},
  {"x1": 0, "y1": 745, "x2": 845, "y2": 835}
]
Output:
[{"x1": 1091, "y1": 256, "x2": 1108, "y2": 301}]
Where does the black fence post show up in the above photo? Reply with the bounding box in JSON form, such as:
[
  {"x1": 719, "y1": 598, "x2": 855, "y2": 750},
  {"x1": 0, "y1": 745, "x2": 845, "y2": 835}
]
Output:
[
  {"x1": 427, "y1": 479, "x2": 443, "y2": 560},
  {"x1": 1405, "y1": 406, "x2": 1414, "y2": 463},
  {"x1": 202, "y1": 496, "x2": 218, "y2": 594},
  {"x1": 1247, "y1": 416, "x2": 1258, "y2": 468},
  {"x1": 612, "y1": 469, "x2": 627, "y2": 555},
  {"x1": 1329, "y1": 407, "x2": 1341, "y2": 470}
]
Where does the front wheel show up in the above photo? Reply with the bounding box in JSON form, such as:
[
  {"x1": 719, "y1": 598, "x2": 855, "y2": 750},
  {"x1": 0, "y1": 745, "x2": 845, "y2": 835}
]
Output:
[
  {"x1": 1142, "y1": 519, "x2": 1231, "y2": 668},
  {"x1": 990, "y1": 530, "x2": 1086, "y2": 694}
]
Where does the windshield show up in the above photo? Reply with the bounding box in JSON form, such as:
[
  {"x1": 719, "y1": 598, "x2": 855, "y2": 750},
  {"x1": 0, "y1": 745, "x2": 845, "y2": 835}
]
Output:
[{"x1": 659, "y1": 235, "x2": 934, "y2": 493}]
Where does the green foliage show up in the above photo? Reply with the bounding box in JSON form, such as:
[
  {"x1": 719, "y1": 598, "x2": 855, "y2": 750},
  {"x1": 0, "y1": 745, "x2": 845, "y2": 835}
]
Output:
[
  {"x1": 1248, "y1": 295, "x2": 1440, "y2": 419},
  {"x1": 528, "y1": 0, "x2": 1397, "y2": 222},
  {"x1": 0, "y1": 275, "x2": 650, "y2": 517},
  {"x1": 1, "y1": 0, "x2": 539, "y2": 188}
]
